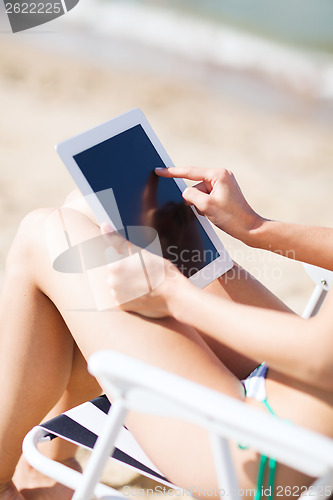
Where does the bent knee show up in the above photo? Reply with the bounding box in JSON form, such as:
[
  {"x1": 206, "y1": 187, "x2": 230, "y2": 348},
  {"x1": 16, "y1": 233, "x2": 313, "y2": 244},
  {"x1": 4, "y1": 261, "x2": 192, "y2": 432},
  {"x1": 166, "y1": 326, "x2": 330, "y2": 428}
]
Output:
[
  {"x1": 6, "y1": 208, "x2": 56, "y2": 269},
  {"x1": 62, "y1": 190, "x2": 99, "y2": 226},
  {"x1": 16, "y1": 208, "x2": 56, "y2": 246},
  {"x1": 17, "y1": 208, "x2": 56, "y2": 235}
]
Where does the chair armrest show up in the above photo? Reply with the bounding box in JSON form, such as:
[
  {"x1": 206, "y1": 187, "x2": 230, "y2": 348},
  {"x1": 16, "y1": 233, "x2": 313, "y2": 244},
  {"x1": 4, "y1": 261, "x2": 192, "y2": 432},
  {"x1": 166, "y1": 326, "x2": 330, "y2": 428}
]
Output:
[{"x1": 89, "y1": 350, "x2": 333, "y2": 477}]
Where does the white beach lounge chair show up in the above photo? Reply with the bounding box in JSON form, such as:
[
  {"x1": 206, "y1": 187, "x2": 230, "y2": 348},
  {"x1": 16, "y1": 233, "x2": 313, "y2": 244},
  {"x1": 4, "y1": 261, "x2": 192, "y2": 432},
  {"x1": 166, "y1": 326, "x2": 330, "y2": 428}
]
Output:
[{"x1": 23, "y1": 264, "x2": 333, "y2": 500}]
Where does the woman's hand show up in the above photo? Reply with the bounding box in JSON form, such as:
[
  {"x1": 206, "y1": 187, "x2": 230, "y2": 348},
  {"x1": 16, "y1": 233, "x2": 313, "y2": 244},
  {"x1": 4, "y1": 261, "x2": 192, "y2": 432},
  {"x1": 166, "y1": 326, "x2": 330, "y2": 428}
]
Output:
[
  {"x1": 101, "y1": 224, "x2": 188, "y2": 318},
  {"x1": 155, "y1": 167, "x2": 265, "y2": 245}
]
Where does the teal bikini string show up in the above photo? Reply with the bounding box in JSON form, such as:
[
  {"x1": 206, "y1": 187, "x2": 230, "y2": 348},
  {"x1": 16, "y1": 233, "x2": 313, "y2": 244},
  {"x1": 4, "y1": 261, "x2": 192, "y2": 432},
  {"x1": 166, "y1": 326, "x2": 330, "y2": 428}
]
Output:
[{"x1": 254, "y1": 398, "x2": 277, "y2": 500}]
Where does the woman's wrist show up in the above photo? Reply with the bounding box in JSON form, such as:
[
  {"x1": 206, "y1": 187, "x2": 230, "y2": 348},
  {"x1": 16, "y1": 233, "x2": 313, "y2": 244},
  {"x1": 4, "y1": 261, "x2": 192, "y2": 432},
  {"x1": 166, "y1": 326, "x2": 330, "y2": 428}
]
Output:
[
  {"x1": 241, "y1": 215, "x2": 271, "y2": 248},
  {"x1": 165, "y1": 275, "x2": 201, "y2": 322}
]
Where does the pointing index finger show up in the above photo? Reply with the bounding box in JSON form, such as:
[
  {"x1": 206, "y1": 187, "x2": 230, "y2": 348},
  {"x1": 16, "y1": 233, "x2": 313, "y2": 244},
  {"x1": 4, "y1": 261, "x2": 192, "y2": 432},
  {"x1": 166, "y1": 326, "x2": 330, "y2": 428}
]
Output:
[{"x1": 155, "y1": 166, "x2": 210, "y2": 182}]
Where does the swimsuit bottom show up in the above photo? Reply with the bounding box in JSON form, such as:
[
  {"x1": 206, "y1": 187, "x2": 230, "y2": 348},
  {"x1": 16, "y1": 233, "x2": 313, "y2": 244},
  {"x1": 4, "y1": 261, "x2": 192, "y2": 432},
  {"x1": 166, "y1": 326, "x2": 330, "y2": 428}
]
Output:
[
  {"x1": 241, "y1": 363, "x2": 277, "y2": 500},
  {"x1": 241, "y1": 363, "x2": 274, "y2": 413}
]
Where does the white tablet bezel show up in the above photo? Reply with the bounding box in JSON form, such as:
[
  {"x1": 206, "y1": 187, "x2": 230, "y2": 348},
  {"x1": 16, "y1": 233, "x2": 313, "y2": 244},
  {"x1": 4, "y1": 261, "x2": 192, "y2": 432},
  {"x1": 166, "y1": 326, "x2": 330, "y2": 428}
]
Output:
[{"x1": 56, "y1": 108, "x2": 233, "y2": 288}]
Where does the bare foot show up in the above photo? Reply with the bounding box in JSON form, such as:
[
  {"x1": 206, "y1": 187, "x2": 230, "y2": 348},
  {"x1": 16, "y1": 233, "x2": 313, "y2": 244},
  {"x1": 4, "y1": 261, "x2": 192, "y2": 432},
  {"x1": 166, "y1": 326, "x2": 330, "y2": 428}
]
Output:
[
  {"x1": 13, "y1": 456, "x2": 82, "y2": 500},
  {"x1": 0, "y1": 481, "x2": 25, "y2": 500}
]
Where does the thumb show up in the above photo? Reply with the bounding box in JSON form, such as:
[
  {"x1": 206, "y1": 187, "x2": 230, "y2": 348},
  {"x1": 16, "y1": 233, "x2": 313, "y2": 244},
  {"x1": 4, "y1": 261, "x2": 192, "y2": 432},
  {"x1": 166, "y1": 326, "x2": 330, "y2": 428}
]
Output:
[{"x1": 182, "y1": 186, "x2": 209, "y2": 213}]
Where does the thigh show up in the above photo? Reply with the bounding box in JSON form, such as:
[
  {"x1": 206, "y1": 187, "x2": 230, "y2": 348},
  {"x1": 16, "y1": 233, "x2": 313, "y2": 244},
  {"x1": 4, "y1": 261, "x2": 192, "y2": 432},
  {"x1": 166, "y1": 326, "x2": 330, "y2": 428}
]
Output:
[
  {"x1": 43, "y1": 199, "x2": 289, "y2": 381},
  {"x1": 23, "y1": 207, "x2": 249, "y2": 490},
  {"x1": 23, "y1": 207, "x2": 314, "y2": 496},
  {"x1": 198, "y1": 264, "x2": 294, "y2": 380}
]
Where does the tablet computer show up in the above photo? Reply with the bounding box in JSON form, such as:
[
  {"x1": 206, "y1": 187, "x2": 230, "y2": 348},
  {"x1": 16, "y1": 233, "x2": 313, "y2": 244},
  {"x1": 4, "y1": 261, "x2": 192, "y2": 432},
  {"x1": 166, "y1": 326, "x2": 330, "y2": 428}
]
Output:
[{"x1": 56, "y1": 108, "x2": 233, "y2": 288}]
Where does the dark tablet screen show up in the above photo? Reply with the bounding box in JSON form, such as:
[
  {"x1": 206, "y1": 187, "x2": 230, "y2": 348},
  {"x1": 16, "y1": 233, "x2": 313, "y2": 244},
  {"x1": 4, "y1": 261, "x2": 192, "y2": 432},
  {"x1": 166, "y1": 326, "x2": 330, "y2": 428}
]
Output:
[{"x1": 73, "y1": 124, "x2": 220, "y2": 278}]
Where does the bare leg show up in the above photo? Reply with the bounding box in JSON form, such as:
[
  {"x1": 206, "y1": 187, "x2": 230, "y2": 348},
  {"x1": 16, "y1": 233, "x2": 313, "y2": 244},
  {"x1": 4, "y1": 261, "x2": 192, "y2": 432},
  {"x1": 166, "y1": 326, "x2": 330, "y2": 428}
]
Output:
[
  {"x1": 0, "y1": 208, "x2": 245, "y2": 497},
  {"x1": 12, "y1": 208, "x2": 321, "y2": 495},
  {"x1": 0, "y1": 207, "x2": 321, "y2": 497},
  {"x1": 13, "y1": 344, "x2": 101, "y2": 500},
  {"x1": 0, "y1": 210, "x2": 100, "y2": 500}
]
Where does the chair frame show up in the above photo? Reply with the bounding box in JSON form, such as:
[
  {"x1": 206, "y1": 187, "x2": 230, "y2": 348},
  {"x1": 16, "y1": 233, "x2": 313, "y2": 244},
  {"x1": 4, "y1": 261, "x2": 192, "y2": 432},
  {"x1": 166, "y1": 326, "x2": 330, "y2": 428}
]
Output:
[{"x1": 302, "y1": 263, "x2": 333, "y2": 318}]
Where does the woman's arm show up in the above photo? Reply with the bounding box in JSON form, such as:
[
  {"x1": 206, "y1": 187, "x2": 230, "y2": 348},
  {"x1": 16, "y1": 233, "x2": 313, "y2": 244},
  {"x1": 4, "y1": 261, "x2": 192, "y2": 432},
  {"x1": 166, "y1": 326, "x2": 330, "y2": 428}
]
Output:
[
  {"x1": 102, "y1": 225, "x2": 333, "y2": 393},
  {"x1": 166, "y1": 277, "x2": 333, "y2": 391},
  {"x1": 250, "y1": 220, "x2": 333, "y2": 271},
  {"x1": 103, "y1": 163, "x2": 333, "y2": 390},
  {"x1": 156, "y1": 167, "x2": 333, "y2": 271}
]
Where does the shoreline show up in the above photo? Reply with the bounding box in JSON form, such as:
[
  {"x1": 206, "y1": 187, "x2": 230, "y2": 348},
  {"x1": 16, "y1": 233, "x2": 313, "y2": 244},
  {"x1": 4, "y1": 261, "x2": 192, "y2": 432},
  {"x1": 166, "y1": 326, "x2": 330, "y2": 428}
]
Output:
[
  {"x1": 61, "y1": 0, "x2": 333, "y2": 103},
  {"x1": 7, "y1": 0, "x2": 333, "y2": 113}
]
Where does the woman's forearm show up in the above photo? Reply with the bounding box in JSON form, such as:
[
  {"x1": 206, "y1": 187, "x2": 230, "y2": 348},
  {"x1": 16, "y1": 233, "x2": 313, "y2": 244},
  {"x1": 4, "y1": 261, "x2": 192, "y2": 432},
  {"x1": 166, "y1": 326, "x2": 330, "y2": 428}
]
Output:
[
  {"x1": 247, "y1": 220, "x2": 333, "y2": 271},
  {"x1": 167, "y1": 279, "x2": 332, "y2": 389}
]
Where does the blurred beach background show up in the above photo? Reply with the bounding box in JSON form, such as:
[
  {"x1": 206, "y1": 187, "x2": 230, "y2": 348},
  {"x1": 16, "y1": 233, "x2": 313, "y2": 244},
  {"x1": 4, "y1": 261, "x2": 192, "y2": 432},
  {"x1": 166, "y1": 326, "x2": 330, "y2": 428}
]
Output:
[
  {"x1": 1, "y1": 0, "x2": 332, "y2": 310},
  {"x1": 0, "y1": 0, "x2": 333, "y2": 488}
]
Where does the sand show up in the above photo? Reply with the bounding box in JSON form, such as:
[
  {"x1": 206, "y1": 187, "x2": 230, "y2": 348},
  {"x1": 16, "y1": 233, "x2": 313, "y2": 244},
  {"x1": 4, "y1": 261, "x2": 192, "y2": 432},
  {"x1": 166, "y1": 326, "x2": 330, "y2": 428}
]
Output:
[{"x1": 0, "y1": 34, "x2": 332, "y2": 493}]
